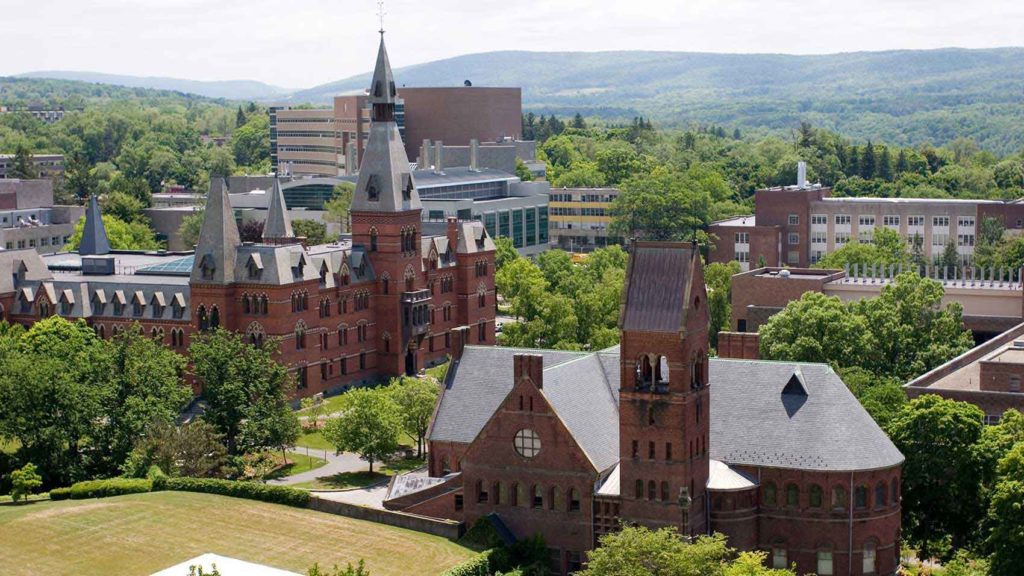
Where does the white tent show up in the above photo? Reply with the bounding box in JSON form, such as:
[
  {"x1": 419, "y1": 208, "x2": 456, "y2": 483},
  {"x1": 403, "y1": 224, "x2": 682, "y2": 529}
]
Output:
[{"x1": 150, "y1": 553, "x2": 302, "y2": 576}]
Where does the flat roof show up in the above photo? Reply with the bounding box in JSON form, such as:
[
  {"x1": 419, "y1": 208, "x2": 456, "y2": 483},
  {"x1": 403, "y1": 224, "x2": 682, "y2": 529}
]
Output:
[
  {"x1": 908, "y1": 323, "x2": 1024, "y2": 393},
  {"x1": 819, "y1": 196, "x2": 1004, "y2": 205},
  {"x1": 712, "y1": 215, "x2": 755, "y2": 227}
]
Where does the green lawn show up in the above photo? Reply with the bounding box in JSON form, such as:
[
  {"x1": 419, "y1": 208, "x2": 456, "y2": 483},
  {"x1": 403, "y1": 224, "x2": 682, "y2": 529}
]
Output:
[
  {"x1": 292, "y1": 457, "x2": 425, "y2": 491},
  {"x1": 297, "y1": 394, "x2": 348, "y2": 417},
  {"x1": 296, "y1": 429, "x2": 334, "y2": 451},
  {"x1": 0, "y1": 491, "x2": 473, "y2": 576},
  {"x1": 265, "y1": 452, "x2": 327, "y2": 481}
]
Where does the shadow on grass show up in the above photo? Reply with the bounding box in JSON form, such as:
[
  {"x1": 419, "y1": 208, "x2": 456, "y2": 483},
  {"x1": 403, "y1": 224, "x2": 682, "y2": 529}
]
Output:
[
  {"x1": 294, "y1": 456, "x2": 426, "y2": 490},
  {"x1": 265, "y1": 453, "x2": 327, "y2": 481}
]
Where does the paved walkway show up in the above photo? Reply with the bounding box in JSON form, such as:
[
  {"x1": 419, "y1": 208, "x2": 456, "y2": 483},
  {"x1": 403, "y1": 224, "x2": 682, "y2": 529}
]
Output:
[
  {"x1": 267, "y1": 448, "x2": 366, "y2": 486},
  {"x1": 313, "y1": 484, "x2": 390, "y2": 510}
]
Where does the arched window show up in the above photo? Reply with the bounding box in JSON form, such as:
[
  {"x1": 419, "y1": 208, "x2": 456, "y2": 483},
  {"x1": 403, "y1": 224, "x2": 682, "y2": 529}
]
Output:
[
  {"x1": 532, "y1": 485, "x2": 543, "y2": 509},
  {"x1": 764, "y1": 482, "x2": 777, "y2": 506},
  {"x1": 478, "y1": 285, "x2": 486, "y2": 309},
  {"x1": 210, "y1": 306, "x2": 220, "y2": 329},
  {"x1": 660, "y1": 481, "x2": 669, "y2": 502},
  {"x1": 785, "y1": 484, "x2": 799, "y2": 507},
  {"x1": 197, "y1": 305, "x2": 209, "y2": 331},
  {"x1": 863, "y1": 540, "x2": 877, "y2": 575},
  {"x1": 831, "y1": 486, "x2": 846, "y2": 510},
  {"x1": 855, "y1": 485, "x2": 868, "y2": 509},
  {"x1": 96, "y1": 324, "x2": 105, "y2": 339},
  {"x1": 817, "y1": 547, "x2": 834, "y2": 576},
  {"x1": 771, "y1": 544, "x2": 788, "y2": 570},
  {"x1": 242, "y1": 294, "x2": 251, "y2": 314},
  {"x1": 476, "y1": 480, "x2": 488, "y2": 503},
  {"x1": 569, "y1": 488, "x2": 580, "y2": 512},
  {"x1": 381, "y1": 273, "x2": 390, "y2": 295},
  {"x1": 549, "y1": 486, "x2": 559, "y2": 511},
  {"x1": 635, "y1": 479, "x2": 643, "y2": 500},
  {"x1": 495, "y1": 482, "x2": 504, "y2": 505},
  {"x1": 370, "y1": 228, "x2": 378, "y2": 252},
  {"x1": 295, "y1": 321, "x2": 307, "y2": 350},
  {"x1": 441, "y1": 456, "x2": 451, "y2": 475},
  {"x1": 891, "y1": 478, "x2": 899, "y2": 503},
  {"x1": 875, "y1": 482, "x2": 887, "y2": 507},
  {"x1": 510, "y1": 482, "x2": 519, "y2": 507},
  {"x1": 647, "y1": 480, "x2": 656, "y2": 501},
  {"x1": 809, "y1": 485, "x2": 823, "y2": 508}
]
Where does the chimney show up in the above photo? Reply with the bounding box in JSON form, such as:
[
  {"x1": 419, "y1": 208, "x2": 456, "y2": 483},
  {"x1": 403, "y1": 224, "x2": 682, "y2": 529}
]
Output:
[
  {"x1": 797, "y1": 161, "x2": 807, "y2": 189},
  {"x1": 514, "y1": 353, "x2": 544, "y2": 389},
  {"x1": 470, "y1": 139, "x2": 479, "y2": 171},
  {"x1": 451, "y1": 326, "x2": 470, "y2": 360},
  {"x1": 446, "y1": 216, "x2": 459, "y2": 248},
  {"x1": 434, "y1": 140, "x2": 444, "y2": 173},
  {"x1": 419, "y1": 139, "x2": 431, "y2": 170}
]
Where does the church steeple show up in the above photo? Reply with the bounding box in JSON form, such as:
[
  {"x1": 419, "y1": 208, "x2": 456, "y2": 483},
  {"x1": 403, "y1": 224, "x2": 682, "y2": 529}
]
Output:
[
  {"x1": 79, "y1": 195, "x2": 111, "y2": 256},
  {"x1": 191, "y1": 177, "x2": 241, "y2": 284},
  {"x1": 262, "y1": 177, "x2": 294, "y2": 243},
  {"x1": 351, "y1": 34, "x2": 421, "y2": 214}
]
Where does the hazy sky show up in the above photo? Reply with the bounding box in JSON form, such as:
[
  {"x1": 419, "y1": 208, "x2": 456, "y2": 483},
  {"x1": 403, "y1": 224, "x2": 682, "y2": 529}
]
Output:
[{"x1": 2, "y1": 0, "x2": 1023, "y2": 88}]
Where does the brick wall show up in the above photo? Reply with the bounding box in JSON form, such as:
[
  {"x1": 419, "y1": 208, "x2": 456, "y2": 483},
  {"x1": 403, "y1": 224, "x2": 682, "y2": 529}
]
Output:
[{"x1": 717, "y1": 332, "x2": 760, "y2": 359}]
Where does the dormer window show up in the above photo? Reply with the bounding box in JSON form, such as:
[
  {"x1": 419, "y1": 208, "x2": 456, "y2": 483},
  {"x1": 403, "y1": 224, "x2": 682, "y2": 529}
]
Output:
[
  {"x1": 366, "y1": 174, "x2": 380, "y2": 201},
  {"x1": 373, "y1": 81, "x2": 383, "y2": 98},
  {"x1": 247, "y1": 255, "x2": 263, "y2": 280},
  {"x1": 402, "y1": 174, "x2": 413, "y2": 202},
  {"x1": 199, "y1": 254, "x2": 215, "y2": 281}
]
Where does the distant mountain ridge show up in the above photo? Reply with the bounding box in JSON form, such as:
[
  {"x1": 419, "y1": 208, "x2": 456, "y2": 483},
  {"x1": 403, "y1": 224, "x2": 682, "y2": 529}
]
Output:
[{"x1": 17, "y1": 71, "x2": 290, "y2": 101}]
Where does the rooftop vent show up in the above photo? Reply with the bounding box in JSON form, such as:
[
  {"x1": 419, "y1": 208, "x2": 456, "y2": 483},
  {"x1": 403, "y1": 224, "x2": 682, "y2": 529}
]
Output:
[{"x1": 1012, "y1": 340, "x2": 1024, "y2": 349}]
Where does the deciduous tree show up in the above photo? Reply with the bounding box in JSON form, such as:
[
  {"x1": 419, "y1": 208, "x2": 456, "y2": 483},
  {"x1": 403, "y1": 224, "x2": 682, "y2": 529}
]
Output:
[{"x1": 322, "y1": 388, "x2": 401, "y2": 473}]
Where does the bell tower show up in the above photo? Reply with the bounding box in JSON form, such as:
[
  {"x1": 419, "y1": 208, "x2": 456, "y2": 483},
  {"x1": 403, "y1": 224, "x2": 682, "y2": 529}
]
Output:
[
  {"x1": 349, "y1": 31, "x2": 426, "y2": 377},
  {"x1": 616, "y1": 241, "x2": 710, "y2": 537}
]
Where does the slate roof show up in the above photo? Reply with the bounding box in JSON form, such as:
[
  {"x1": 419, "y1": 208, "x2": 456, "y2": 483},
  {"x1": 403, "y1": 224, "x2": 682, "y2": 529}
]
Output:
[
  {"x1": 620, "y1": 243, "x2": 695, "y2": 333},
  {"x1": 191, "y1": 178, "x2": 240, "y2": 284},
  {"x1": 79, "y1": 195, "x2": 111, "y2": 256},
  {"x1": 262, "y1": 178, "x2": 294, "y2": 240},
  {"x1": 430, "y1": 347, "x2": 903, "y2": 475}
]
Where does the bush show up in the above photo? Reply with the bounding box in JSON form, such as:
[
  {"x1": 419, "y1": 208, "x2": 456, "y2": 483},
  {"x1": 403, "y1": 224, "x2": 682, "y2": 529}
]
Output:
[
  {"x1": 49, "y1": 487, "x2": 72, "y2": 500},
  {"x1": 441, "y1": 549, "x2": 499, "y2": 576},
  {"x1": 69, "y1": 478, "x2": 152, "y2": 499},
  {"x1": 460, "y1": 516, "x2": 506, "y2": 550},
  {"x1": 164, "y1": 477, "x2": 309, "y2": 507}
]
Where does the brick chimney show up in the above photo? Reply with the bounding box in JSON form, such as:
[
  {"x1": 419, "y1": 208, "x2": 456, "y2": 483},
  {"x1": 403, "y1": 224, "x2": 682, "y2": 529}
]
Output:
[
  {"x1": 451, "y1": 326, "x2": 470, "y2": 360},
  {"x1": 446, "y1": 216, "x2": 459, "y2": 249},
  {"x1": 514, "y1": 354, "x2": 544, "y2": 389}
]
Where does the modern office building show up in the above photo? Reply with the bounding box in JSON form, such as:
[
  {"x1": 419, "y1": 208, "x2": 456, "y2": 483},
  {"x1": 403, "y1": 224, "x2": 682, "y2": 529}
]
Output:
[
  {"x1": 0, "y1": 179, "x2": 81, "y2": 253},
  {"x1": 0, "y1": 104, "x2": 65, "y2": 124},
  {"x1": 547, "y1": 187, "x2": 622, "y2": 251},
  {"x1": 0, "y1": 153, "x2": 65, "y2": 179},
  {"x1": 0, "y1": 34, "x2": 497, "y2": 398},
  {"x1": 386, "y1": 242, "x2": 904, "y2": 576},
  {"x1": 709, "y1": 163, "x2": 1024, "y2": 271}
]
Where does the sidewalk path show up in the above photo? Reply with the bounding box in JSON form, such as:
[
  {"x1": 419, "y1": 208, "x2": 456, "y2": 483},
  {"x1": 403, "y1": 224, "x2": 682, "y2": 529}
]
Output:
[
  {"x1": 313, "y1": 484, "x2": 390, "y2": 510},
  {"x1": 267, "y1": 448, "x2": 366, "y2": 486}
]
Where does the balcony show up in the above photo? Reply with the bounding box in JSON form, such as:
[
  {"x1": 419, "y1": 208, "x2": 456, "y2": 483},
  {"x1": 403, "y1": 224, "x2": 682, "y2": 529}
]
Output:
[{"x1": 402, "y1": 289, "x2": 432, "y2": 340}]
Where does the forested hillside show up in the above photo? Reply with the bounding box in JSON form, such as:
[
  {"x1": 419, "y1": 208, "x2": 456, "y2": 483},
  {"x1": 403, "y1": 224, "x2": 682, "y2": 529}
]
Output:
[{"x1": 291, "y1": 47, "x2": 1024, "y2": 154}]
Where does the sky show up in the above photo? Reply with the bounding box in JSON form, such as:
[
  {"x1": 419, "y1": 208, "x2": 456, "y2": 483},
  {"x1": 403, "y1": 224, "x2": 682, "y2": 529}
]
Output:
[{"x1": 2, "y1": 0, "x2": 1023, "y2": 89}]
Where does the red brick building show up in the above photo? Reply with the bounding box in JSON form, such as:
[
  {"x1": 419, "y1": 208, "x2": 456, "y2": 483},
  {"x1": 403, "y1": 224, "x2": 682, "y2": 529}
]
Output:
[
  {"x1": 385, "y1": 242, "x2": 904, "y2": 576},
  {"x1": 0, "y1": 36, "x2": 496, "y2": 398}
]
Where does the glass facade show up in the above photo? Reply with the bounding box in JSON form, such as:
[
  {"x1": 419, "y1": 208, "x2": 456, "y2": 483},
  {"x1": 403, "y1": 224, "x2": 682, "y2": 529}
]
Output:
[
  {"x1": 512, "y1": 209, "x2": 524, "y2": 248},
  {"x1": 283, "y1": 184, "x2": 336, "y2": 210},
  {"x1": 483, "y1": 212, "x2": 497, "y2": 238},
  {"x1": 525, "y1": 208, "x2": 537, "y2": 246},
  {"x1": 538, "y1": 207, "x2": 549, "y2": 244},
  {"x1": 498, "y1": 210, "x2": 510, "y2": 238}
]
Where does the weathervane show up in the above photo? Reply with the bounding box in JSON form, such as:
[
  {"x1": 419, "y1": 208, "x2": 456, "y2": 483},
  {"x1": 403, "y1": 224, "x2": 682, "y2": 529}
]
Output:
[{"x1": 376, "y1": 0, "x2": 386, "y2": 35}]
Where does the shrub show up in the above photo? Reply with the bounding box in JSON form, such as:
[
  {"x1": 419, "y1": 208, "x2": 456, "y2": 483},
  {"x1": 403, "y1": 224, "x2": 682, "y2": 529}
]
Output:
[
  {"x1": 164, "y1": 477, "x2": 309, "y2": 507},
  {"x1": 460, "y1": 516, "x2": 506, "y2": 550},
  {"x1": 441, "y1": 549, "x2": 499, "y2": 576},
  {"x1": 69, "y1": 478, "x2": 152, "y2": 499},
  {"x1": 9, "y1": 462, "x2": 43, "y2": 503},
  {"x1": 49, "y1": 487, "x2": 72, "y2": 500}
]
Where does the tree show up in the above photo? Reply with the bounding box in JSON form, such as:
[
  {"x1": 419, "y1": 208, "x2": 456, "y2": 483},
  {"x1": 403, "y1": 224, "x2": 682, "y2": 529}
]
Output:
[
  {"x1": 63, "y1": 150, "x2": 97, "y2": 201},
  {"x1": 64, "y1": 214, "x2": 162, "y2": 251},
  {"x1": 179, "y1": 210, "x2": 204, "y2": 248},
  {"x1": 189, "y1": 329, "x2": 295, "y2": 455},
  {"x1": 128, "y1": 420, "x2": 229, "y2": 478},
  {"x1": 293, "y1": 219, "x2": 329, "y2": 246},
  {"x1": 579, "y1": 526, "x2": 794, "y2": 576},
  {"x1": 940, "y1": 239, "x2": 961, "y2": 279},
  {"x1": 514, "y1": 158, "x2": 534, "y2": 182},
  {"x1": 815, "y1": 227, "x2": 910, "y2": 271},
  {"x1": 208, "y1": 147, "x2": 235, "y2": 179},
  {"x1": 705, "y1": 261, "x2": 740, "y2": 348},
  {"x1": 236, "y1": 106, "x2": 247, "y2": 128},
  {"x1": 888, "y1": 395, "x2": 986, "y2": 555},
  {"x1": 307, "y1": 561, "x2": 370, "y2": 576},
  {"x1": 494, "y1": 236, "x2": 519, "y2": 271},
  {"x1": 861, "y1": 141, "x2": 876, "y2": 179},
  {"x1": 322, "y1": 388, "x2": 401, "y2": 473},
  {"x1": 8, "y1": 462, "x2": 42, "y2": 503},
  {"x1": 759, "y1": 291, "x2": 872, "y2": 369},
  {"x1": 9, "y1": 144, "x2": 37, "y2": 179},
  {"x1": 571, "y1": 113, "x2": 586, "y2": 130},
  {"x1": 986, "y1": 443, "x2": 1024, "y2": 576},
  {"x1": 324, "y1": 182, "x2": 354, "y2": 235},
  {"x1": 387, "y1": 377, "x2": 440, "y2": 458},
  {"x1": 232, "y1": 113, "x2": 270, "y2": 168},
  {"x1": 878, "y1": 146, "x2": 894, "y2": 181},
  {"x1": 100, "y1": 191, "x2": 146, "y2": 223},
  {"x1": 239, "y1": 219, "x2": 265, "y2": 243}
]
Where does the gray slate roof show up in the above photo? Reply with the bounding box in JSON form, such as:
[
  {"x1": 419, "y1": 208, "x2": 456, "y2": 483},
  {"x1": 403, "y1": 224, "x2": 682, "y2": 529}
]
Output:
[
  {"x1": 430, "y1": 346, "x2": 903, "y2": 474},
  {"x1": 191, "y1": 178, "x2": 240, "y2": 284},
  {"x1": 620, "y1": 243, "x2": 695, "y2": 333},
  {"x1": 80, "y1": 196, "x2": 111, "y2": 256},
  {"x1": 262, "y1": 178, "x2": 294, "y2": 240}
]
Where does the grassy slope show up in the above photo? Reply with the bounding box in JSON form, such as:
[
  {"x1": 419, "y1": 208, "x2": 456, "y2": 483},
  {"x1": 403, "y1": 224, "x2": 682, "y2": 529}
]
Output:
[{"x1": 0, "y1": 491, "x2": 473, "y2": 575}]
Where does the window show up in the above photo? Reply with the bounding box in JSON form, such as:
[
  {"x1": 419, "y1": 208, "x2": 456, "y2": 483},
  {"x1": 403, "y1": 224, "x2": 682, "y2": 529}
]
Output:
[
  {"x1": 788, "y1": 214, "x2": 799, "y2": 225},
  {"x1": 832, "y1": 486, "x2": 846, "y2": 510},
  {"x1": 811, "y1": 231, "x2": 827, "y2": 244},
  {"x1": 883, "y1": 215, "x2": 900, "y2": 227},
  {"x1": 788, "y1": 233, "x2": 799, "y2": 245},
  {"x1": 735, "y1": 232, "x2": 749, "y2": 244},
  {"x1": 514, "y1": 429, "x2": 541, "y2": 458},
  {"x1": 932, "y1": 232, "x2": 949, "y2": 247},
  {"x1": 785, "y1": 484, "x2": 799, "y2": 507},
  {"x1": 635, "y1": 479, "x2": 644, "y2": 499},
  {"x1": 875, "y1": 482, "x2": 887, "y2": 507},
  {"x1": 835, "y1": 232, "x2": 850, "y2": 245},
  {"x1": 665, "y1": 443, "x2": 672, "y2": 461},
  {"x1": 835, "y1": 214, "x2": 851, "y2": 226},
  {"x1": 735, "y1": 250, "x2": 749, "y2": 263},
  {"x1": 1010, "y1": 376, "x2": 1021, "y2": 392},
  {"x1": 810, "y1": 485, "x2": 823, "y2": 508},
  {"x1": 787, "y1": 250, "x2": 799, "y2": 264},
  {"x1": 532, "y1": 485, "x2": 543, "y2": 508},
  {"x1": 957, "y1": 234, "x2": 975, "y2": 247},
  {"x1": 648, "y1": 441, "x2": 655, "y2": 459},
  {"x1": 863, "y1": 541, "x2": 877, "y2": 574},
  {"x1": 817, "y1": 550, "x2": 834, "y2": 576},
  {"x1": 908, "y1": 215, "x2": 925, "y2": 227},
  {"x1": 958, "y1": 216, "x2": 975, "y2": 229},
  {"x1": 772, "y1": 547, "x2": 788, "y2": 570},
  {"x1": 764, "y1": 482, "x2": 777, "y2": 506},
  {"x1": 855, "y1": 485, "x2": 868, "y2": 509},
  {"x1": 859, "y1": 215, "x2": 875, "y2": 227},
  {"x1": 477, "y1": 480, "x2": 489, "y2": 503},
  {"x1": 811, "y1": 214, "x2": 827, "y2": 225},
  {"x1": 569, "y1": 488, "x2": 580, "y2": 512},
  {"x1": 933, "y1": 216, "x2": 950, "y2": 228}
]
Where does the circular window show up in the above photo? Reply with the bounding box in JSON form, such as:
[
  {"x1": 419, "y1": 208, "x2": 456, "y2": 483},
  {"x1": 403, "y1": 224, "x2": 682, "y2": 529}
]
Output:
[{"x1": 514, "y1": 429, "x2": 541, "y2": 458}]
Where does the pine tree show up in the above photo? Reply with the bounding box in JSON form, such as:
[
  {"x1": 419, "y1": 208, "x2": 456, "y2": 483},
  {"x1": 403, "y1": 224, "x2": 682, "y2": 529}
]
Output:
[
  {"x1": 798, "y1": 121, "x2": 815, "y2": 148},
  {"x1": 10, "y1": 144, "x2": 37, "y2": 179},
  {"x1": 571, "y1": 113, "x2": 586, "y2": 130},
  {"x1": 860, "y1": 142, "x2": 876, "y2": 179},
  {"x1": 940, "y1": 239, "x2": 961, "y2": 279},
  {"x1": 878, "y1": 146, "x2": 894, "y2": 181},
  {"x1": 896, "y1": 149, "x2": 910, "y2": 175},
  {"x1": 246, "y1": 101, "x2": 257, "y2": 114},
  {"x1": 236, "y1": 106, "x2": 246, "y2": 128},
  {"x1": 846, "y1": 146, "x2": 860, "y2": 178},
  {"x1": 732, "y1": 128, "x2": 741, "y2": 140}
]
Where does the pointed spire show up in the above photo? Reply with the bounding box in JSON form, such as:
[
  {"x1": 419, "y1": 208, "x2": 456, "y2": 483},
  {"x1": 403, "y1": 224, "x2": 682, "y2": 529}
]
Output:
[
  {"x1": 352, "y1": 35, "x2": 421, "y2": 214},
  {"x1": 191, "y1": 177, "x2": 241, "y2": 284},
  {"x1": 79, "y1": 195, "x2": 111, "y2": 256},
  {"x1": 262, "y1": 178, "x2": 294, "y2": 242}
]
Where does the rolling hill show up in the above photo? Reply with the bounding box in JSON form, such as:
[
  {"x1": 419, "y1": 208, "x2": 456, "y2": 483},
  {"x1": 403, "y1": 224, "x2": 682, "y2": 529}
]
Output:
[{"x1": 17, "y1": 71, "x2": 290, "y2": 101}]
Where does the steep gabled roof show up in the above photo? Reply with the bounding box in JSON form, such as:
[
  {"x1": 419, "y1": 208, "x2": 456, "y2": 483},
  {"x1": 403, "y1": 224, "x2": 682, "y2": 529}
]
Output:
[
  {"x1": 191, "y1": 178, "x2": 241, "y2": 284},
  {"x1": 262, "y1": 178, "x2": 294, "y2": 241},
  {"x1": 620, "y1": 242, "x2": 696, "y2": 333},
  {"x1": 79, "y1": 195, "x2": 111, "y2": 256}
]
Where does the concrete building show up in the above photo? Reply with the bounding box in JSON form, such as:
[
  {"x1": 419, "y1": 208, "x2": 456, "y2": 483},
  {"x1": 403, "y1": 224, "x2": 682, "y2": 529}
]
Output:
[
  {"x1": 0, "y1": 104, "x2": 65, "y2": 124},
  {"x1": 0, "y1": 35, "x2": 497, "y2": 398},
  {"x1": 385, "y1": 242, "x2": 904, "y2": 576},
  {"x1": 547, "y1": 187, "x2": 622, "y2": 251},
  {"x1": 905, "y1": 323, "x2": 1024, "y2": 425},
  {"x1": 710, "y1": 163, "x2": 1024, "y2": 271},
  {"x1": 0, "y1": 179, "x2": 81, "y2": 253},
  {"x1": 0, "y1": 153, "x2": 64, "y2": 179}
]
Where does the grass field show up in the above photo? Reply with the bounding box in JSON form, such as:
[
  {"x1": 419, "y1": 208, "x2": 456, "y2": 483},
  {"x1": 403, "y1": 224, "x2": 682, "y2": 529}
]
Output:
[
  {"x1": 0, "y1": 491, "x2": 473, "y2": 576},
  {"x1": 266, "y1": 452, "x2": 327, "y2": 481}
]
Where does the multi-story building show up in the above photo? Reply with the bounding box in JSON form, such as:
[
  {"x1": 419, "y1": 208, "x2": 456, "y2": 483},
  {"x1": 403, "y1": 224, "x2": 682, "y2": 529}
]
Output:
[
  {"x1": 385, "y1": 241, "x2": 904, "y2": 576},
  {"x1": 547, "y1": 187, "x2": 621, "y2": 251},
  {"x1": 0, "y1": 153, "x2": 65, "y2": 179},
  {"x1": 0, "y1": 35, "x2": 497, "y2": 398},
  {"x1": 0, "y1": 179, "x2": 81, "y2": 253},
  {"x1": 710, "y1": 163, "x2": 1024, "y2": 271},
  {"x1": 0, "y1": 104, "x2": 65, "y2": 124}
]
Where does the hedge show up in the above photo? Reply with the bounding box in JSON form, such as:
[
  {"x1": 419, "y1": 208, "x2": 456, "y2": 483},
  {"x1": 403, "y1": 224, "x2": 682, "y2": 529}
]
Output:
[
  {"x1": 441, "y1": 549, "x2": 500, "y2": 576},
  {"x1": 163, "y1": 477, "x2": 310, "y2": 508},
  {"x1": 69, "y1": 478, "x2": 152, "y2": 499},
  {"x1": 49, "y1": 487, "x2": 71, "y2": 500}
]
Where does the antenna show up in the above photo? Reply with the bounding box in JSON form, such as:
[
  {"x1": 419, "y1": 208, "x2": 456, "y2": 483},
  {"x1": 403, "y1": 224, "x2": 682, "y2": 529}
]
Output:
[{"x1": 376, "y1": 0, "x2": 386, "y2": 35}]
